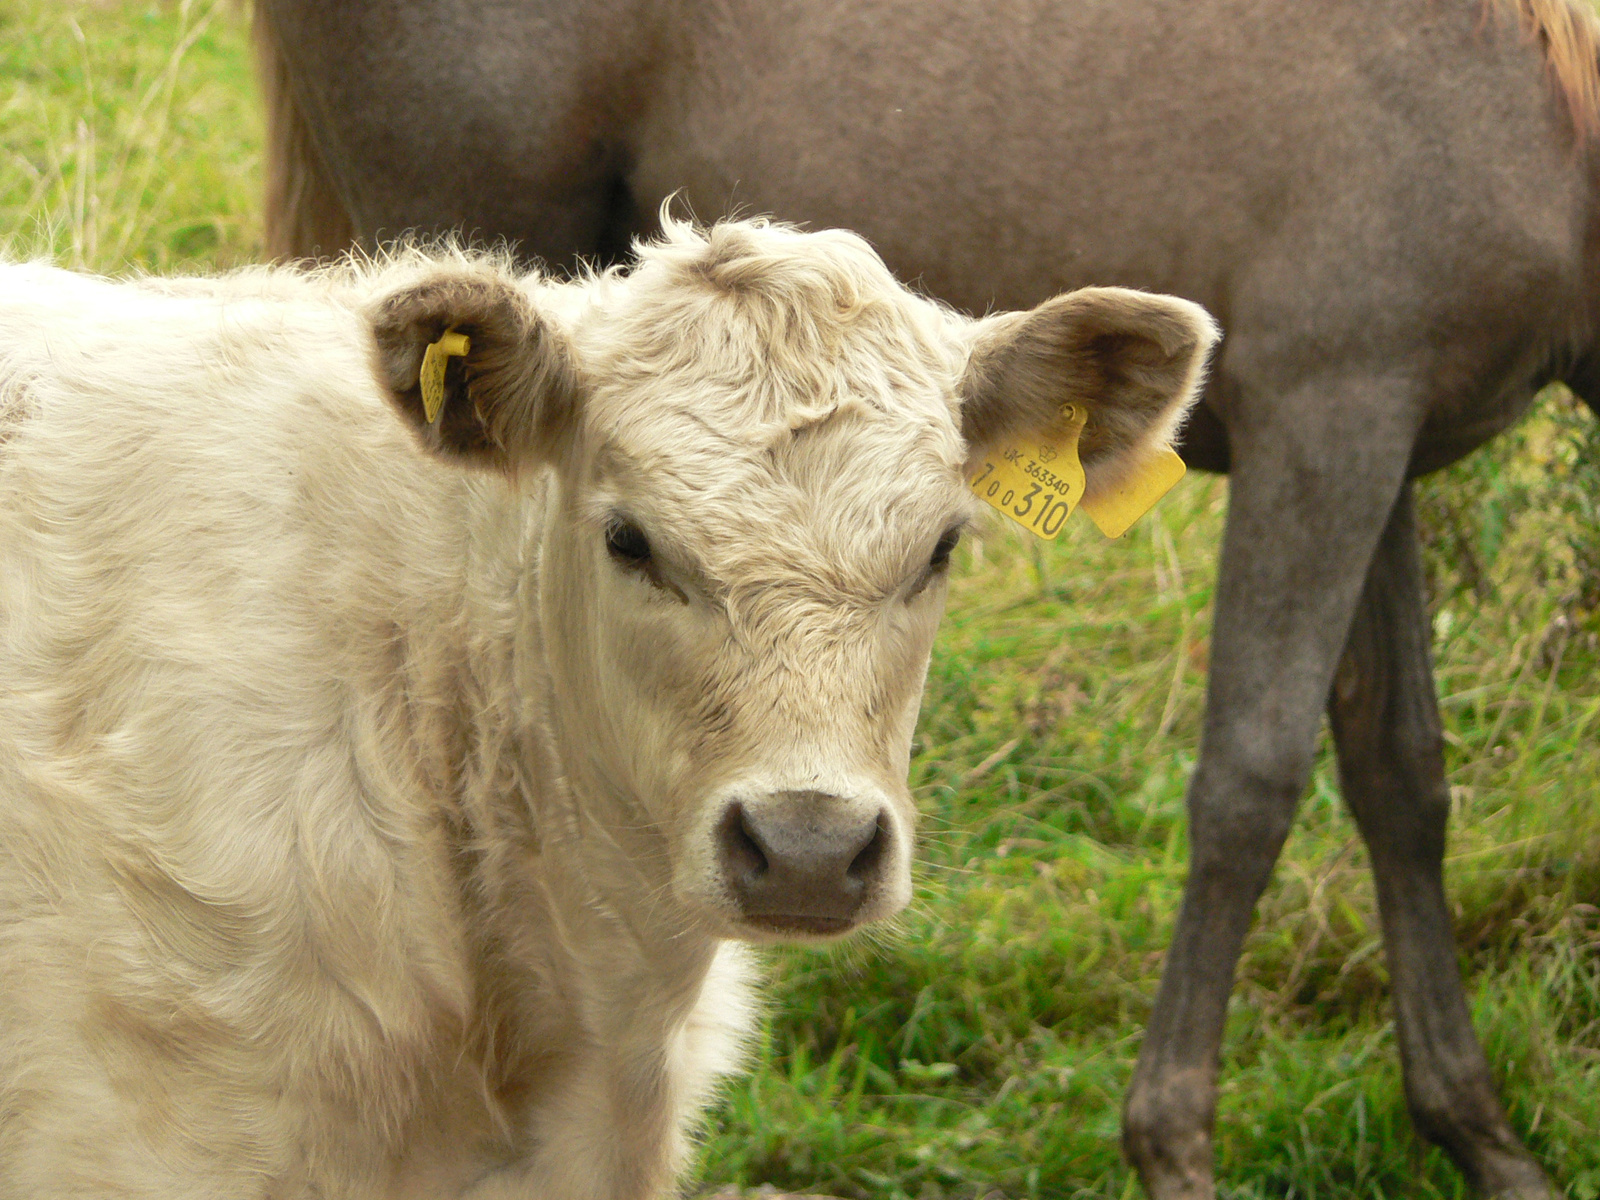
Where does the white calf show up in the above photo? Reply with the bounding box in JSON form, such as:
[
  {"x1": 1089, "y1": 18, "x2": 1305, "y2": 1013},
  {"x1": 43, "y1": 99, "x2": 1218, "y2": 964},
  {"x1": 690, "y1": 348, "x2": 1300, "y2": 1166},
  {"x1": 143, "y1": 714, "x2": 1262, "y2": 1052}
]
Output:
[{"x1": 0, "y1": 218, "x2": 1215, "y2": 1199}]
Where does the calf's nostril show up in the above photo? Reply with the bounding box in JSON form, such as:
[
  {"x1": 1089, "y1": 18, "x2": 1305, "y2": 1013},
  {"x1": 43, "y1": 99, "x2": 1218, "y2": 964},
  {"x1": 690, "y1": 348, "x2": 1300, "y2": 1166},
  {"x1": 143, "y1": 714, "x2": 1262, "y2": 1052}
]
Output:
[
  {"x1": 717, "y1": 802, "x2": 768, "y2": 884},
  {"x1": 717, "y1": 794, "x2": 896, "y2": 930},
  {"x1": 846, "y1": 813, "x2": 889, "y2": 882}
]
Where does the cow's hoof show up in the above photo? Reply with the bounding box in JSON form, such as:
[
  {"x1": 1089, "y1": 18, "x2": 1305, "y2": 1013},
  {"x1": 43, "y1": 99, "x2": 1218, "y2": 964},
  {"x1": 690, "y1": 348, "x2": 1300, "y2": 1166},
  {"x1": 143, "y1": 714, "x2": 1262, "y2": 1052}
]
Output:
[
  {"x1": 1122, "y1": 1067, "x2": 1216, "y2": 1200},
  {"x1": 1413, "y1": 1083, "x2": 1554, "y2": 1199},
  {"x1": 1468, "y1": 1146, "x2": 1554, "y2": 1200},
  {"x1": 1127, "y1": 1156, "x2": 1213, "y2": 1200},
  {"x1": 1122, "y1": 1115, "x2": 1215, "y2": 1198}
]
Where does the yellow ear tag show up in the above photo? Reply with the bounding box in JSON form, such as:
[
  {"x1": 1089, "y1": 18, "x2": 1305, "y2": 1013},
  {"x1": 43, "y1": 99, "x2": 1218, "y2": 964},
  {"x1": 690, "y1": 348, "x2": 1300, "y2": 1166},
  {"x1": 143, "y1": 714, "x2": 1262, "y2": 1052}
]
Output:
[
  {"x1": 419, "y1": 329, "x2": 471, "y2": 425},
  {"x1": 968, "y1": 403, "x2": 1088, "y2": 540},
  {"x1": 1078, "y1": 446, "x2": 1187, "y2": 538}
]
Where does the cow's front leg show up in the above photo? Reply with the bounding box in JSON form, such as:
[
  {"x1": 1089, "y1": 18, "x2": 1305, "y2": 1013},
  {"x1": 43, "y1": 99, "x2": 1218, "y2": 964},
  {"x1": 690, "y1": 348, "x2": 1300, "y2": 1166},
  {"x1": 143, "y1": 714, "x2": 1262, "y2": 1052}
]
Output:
[
  {"x1": 455, "y1": 1044, "x2": 690, "y2": 1200},
  {"x1": 1121, "y1": 374, "x2": 1419, "y2": 1200},
  {"x1": 460, "y1": 937, "x2": 747, "y2": 1200},
  {"x1": 1328, "y1": 484, "x2": 1551, "y2": 1198}
]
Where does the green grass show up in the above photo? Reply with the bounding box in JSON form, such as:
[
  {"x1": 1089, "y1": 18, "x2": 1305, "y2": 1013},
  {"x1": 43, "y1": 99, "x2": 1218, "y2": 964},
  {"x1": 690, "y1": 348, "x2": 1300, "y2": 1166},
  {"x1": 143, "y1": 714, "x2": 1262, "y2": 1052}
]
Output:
[
  {"x1": 3, "y1": 4, "x2": 1598, "y2": 1198},
  {"x1": 1, "y1": 0, "x2": 260, "y2": 270}
]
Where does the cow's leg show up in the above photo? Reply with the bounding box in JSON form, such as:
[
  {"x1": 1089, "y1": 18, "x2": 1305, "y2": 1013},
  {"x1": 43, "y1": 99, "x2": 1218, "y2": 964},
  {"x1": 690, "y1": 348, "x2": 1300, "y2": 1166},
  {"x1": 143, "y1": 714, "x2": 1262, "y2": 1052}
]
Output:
[
  {"x1": 1328, "y1": 484, "x2": 1552, "y2": 1198},
  {"x1": 1121, "y1": 375, "x2": 1420, "y2": 1200}
]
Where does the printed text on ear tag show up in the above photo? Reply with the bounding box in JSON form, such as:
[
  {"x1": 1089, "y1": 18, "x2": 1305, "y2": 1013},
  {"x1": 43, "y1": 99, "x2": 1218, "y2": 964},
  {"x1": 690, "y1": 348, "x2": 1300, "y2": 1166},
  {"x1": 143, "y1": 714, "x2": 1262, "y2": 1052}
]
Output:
[
  {"x1": 968, "y1": 404, "x2": 1087, "y2": 540},
  {"x1": 1078, "y1": 446, "x2": 1186, "y2": 538},
  {"x1": 419, "y1": 329, "x2": 471, "y2": 424}
]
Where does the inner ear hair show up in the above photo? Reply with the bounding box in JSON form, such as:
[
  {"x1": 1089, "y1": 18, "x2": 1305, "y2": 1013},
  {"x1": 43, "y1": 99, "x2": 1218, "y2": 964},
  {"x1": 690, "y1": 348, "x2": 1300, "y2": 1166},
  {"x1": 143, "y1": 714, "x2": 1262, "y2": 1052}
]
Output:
[
  {"x1": 369, "y1": 266, "x2": 580, "y2": 470},
  {"x1": 960, "y1": 288, "x2": 1218, "y2": 475}
]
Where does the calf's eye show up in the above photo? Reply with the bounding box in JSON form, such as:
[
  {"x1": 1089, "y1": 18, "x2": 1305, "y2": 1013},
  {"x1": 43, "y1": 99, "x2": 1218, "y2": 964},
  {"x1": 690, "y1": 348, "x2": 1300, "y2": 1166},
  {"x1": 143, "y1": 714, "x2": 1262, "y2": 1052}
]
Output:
[
  {"x1": 907, "y1": 526, "x2": 964, "y2": 601},
  {"x1": 606, "y1": 519, "x2": 652, "y2": 568}
]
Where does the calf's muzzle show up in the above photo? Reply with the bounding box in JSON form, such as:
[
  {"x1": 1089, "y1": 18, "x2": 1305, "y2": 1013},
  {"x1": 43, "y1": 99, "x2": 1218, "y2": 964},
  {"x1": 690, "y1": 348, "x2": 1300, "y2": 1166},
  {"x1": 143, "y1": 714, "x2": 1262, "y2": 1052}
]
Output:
[{"x1": 716, "y1": 791, "x2": 890, "y2": 934}]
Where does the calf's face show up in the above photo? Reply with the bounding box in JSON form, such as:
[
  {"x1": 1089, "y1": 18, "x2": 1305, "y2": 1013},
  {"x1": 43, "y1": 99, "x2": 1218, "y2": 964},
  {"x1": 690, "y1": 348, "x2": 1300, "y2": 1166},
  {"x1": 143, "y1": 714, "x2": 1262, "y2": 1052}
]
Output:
[{"x1": 370, "y1": 224, "x2": 1216, "y2": 942}]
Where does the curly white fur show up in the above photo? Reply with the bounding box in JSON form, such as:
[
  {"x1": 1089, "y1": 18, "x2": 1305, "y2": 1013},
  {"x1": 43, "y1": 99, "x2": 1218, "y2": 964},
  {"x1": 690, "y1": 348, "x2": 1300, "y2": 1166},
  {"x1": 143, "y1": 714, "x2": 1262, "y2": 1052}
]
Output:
[{"x1": 0, "y1": 219, "x2": 1212, "y2": 1198}]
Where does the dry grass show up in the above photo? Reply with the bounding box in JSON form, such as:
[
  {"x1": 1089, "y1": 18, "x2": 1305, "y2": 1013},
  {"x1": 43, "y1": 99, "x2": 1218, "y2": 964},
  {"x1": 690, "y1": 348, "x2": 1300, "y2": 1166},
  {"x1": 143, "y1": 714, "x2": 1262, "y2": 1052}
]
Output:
[{"x1": 0, "y1": 0, "x2": 260, "y2": 270}]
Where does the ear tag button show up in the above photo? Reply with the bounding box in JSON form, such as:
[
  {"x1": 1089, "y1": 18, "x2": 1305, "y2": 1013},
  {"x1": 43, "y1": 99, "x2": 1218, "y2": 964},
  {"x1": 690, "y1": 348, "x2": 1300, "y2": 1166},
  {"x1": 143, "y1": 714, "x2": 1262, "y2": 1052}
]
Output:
[
  {"x1": 968, "y1": 404, "x2": 1087, "y2": 540},
  {"x1": 419, "y1": 329, "x2": 471, "y2": 425},
  {"x1": 1079, "y1": 447, "x2": 1186, "y2": 538}
]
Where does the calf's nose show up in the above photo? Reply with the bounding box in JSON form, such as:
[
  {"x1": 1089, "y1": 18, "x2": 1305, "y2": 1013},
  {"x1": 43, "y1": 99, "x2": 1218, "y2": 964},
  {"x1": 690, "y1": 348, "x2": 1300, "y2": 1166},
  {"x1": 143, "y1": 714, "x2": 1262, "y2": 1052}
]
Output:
[{"x1": 717, "y1": 791, "x2": 889, "y2": 933}]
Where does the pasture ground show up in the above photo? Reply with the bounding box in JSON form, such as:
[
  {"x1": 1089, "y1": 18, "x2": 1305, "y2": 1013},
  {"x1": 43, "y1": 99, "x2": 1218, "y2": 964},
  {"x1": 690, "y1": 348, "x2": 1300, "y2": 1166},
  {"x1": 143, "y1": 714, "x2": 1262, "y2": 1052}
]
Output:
[{"x1": 3, "y1": 2, "x2": 1598, "y2": 1196}]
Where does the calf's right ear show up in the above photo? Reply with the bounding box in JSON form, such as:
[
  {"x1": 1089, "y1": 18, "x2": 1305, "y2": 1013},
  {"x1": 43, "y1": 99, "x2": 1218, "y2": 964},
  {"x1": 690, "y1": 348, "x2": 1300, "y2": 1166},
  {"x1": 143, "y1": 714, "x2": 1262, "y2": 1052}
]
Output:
[
  {"x1": 368, "y1": 266, "x2": 580, "y2": 471},
  {"x1": 959, "y1": 287, "x2": 1219, "y2": 503}
]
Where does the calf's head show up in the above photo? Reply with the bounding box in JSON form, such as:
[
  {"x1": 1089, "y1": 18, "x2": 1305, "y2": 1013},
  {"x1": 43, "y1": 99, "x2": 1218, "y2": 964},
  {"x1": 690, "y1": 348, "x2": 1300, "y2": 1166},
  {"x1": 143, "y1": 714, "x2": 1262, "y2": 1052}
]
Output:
[{"x1": 370, "y1": 222, "x2": 1217, "y2": 942}]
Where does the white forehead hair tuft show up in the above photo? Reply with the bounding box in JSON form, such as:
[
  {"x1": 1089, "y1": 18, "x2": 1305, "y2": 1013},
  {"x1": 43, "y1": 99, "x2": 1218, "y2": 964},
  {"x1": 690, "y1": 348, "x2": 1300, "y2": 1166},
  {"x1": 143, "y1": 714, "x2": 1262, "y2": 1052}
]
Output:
[
  {"x1": 565, "y1": 215, "x2": 968, "y2": 439},
  {"x1": 645, "y1": 213, "x2": 889, "y2": 317}
]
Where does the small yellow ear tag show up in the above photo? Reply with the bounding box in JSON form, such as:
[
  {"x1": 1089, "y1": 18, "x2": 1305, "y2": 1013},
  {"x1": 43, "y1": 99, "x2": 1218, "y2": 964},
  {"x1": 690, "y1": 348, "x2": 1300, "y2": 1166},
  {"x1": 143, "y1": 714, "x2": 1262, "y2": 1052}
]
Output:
[
  {"x1": 1078, "y1": 447, "x2": 1187, "y2": 538},
  {"x1": 968, "y1": 404, "x2": 1088, "y2": 540},
  {"x1": 419, "y1": 329, "x2": 471, "y2": 425}
]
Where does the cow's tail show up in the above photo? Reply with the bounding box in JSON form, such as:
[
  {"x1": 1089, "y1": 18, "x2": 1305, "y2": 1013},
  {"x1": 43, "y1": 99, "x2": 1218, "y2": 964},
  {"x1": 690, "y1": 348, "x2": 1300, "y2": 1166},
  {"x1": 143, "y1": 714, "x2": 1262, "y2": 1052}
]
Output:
[
  {"x1": 1490, "y1": 0, "x2": 1600, "y2": 417},
  {"x1": 252, "y1": 4, "x2": 357, "y2": 261},
  {"x1": 1494, "y1": 0, "x2": 1600, "y2": 139}
]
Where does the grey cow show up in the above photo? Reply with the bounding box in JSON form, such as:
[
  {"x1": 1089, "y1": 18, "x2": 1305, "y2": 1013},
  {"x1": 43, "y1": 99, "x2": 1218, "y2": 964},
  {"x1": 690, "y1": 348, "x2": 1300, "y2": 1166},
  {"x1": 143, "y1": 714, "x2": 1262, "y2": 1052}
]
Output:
[{"x1": 254, "y1": 0, "x2": 1598, "y2": 1195}]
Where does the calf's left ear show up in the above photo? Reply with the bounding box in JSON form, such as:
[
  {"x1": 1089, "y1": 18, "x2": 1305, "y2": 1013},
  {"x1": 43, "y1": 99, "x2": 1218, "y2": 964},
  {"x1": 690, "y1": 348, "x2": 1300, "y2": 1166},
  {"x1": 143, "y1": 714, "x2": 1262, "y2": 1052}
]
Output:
[
  {"x1": 368, "y1": 266, "x2": 580, "y2": 471},
  {"x1": 959, "y1": 287, "x2": 1219, "y2": 501}
]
